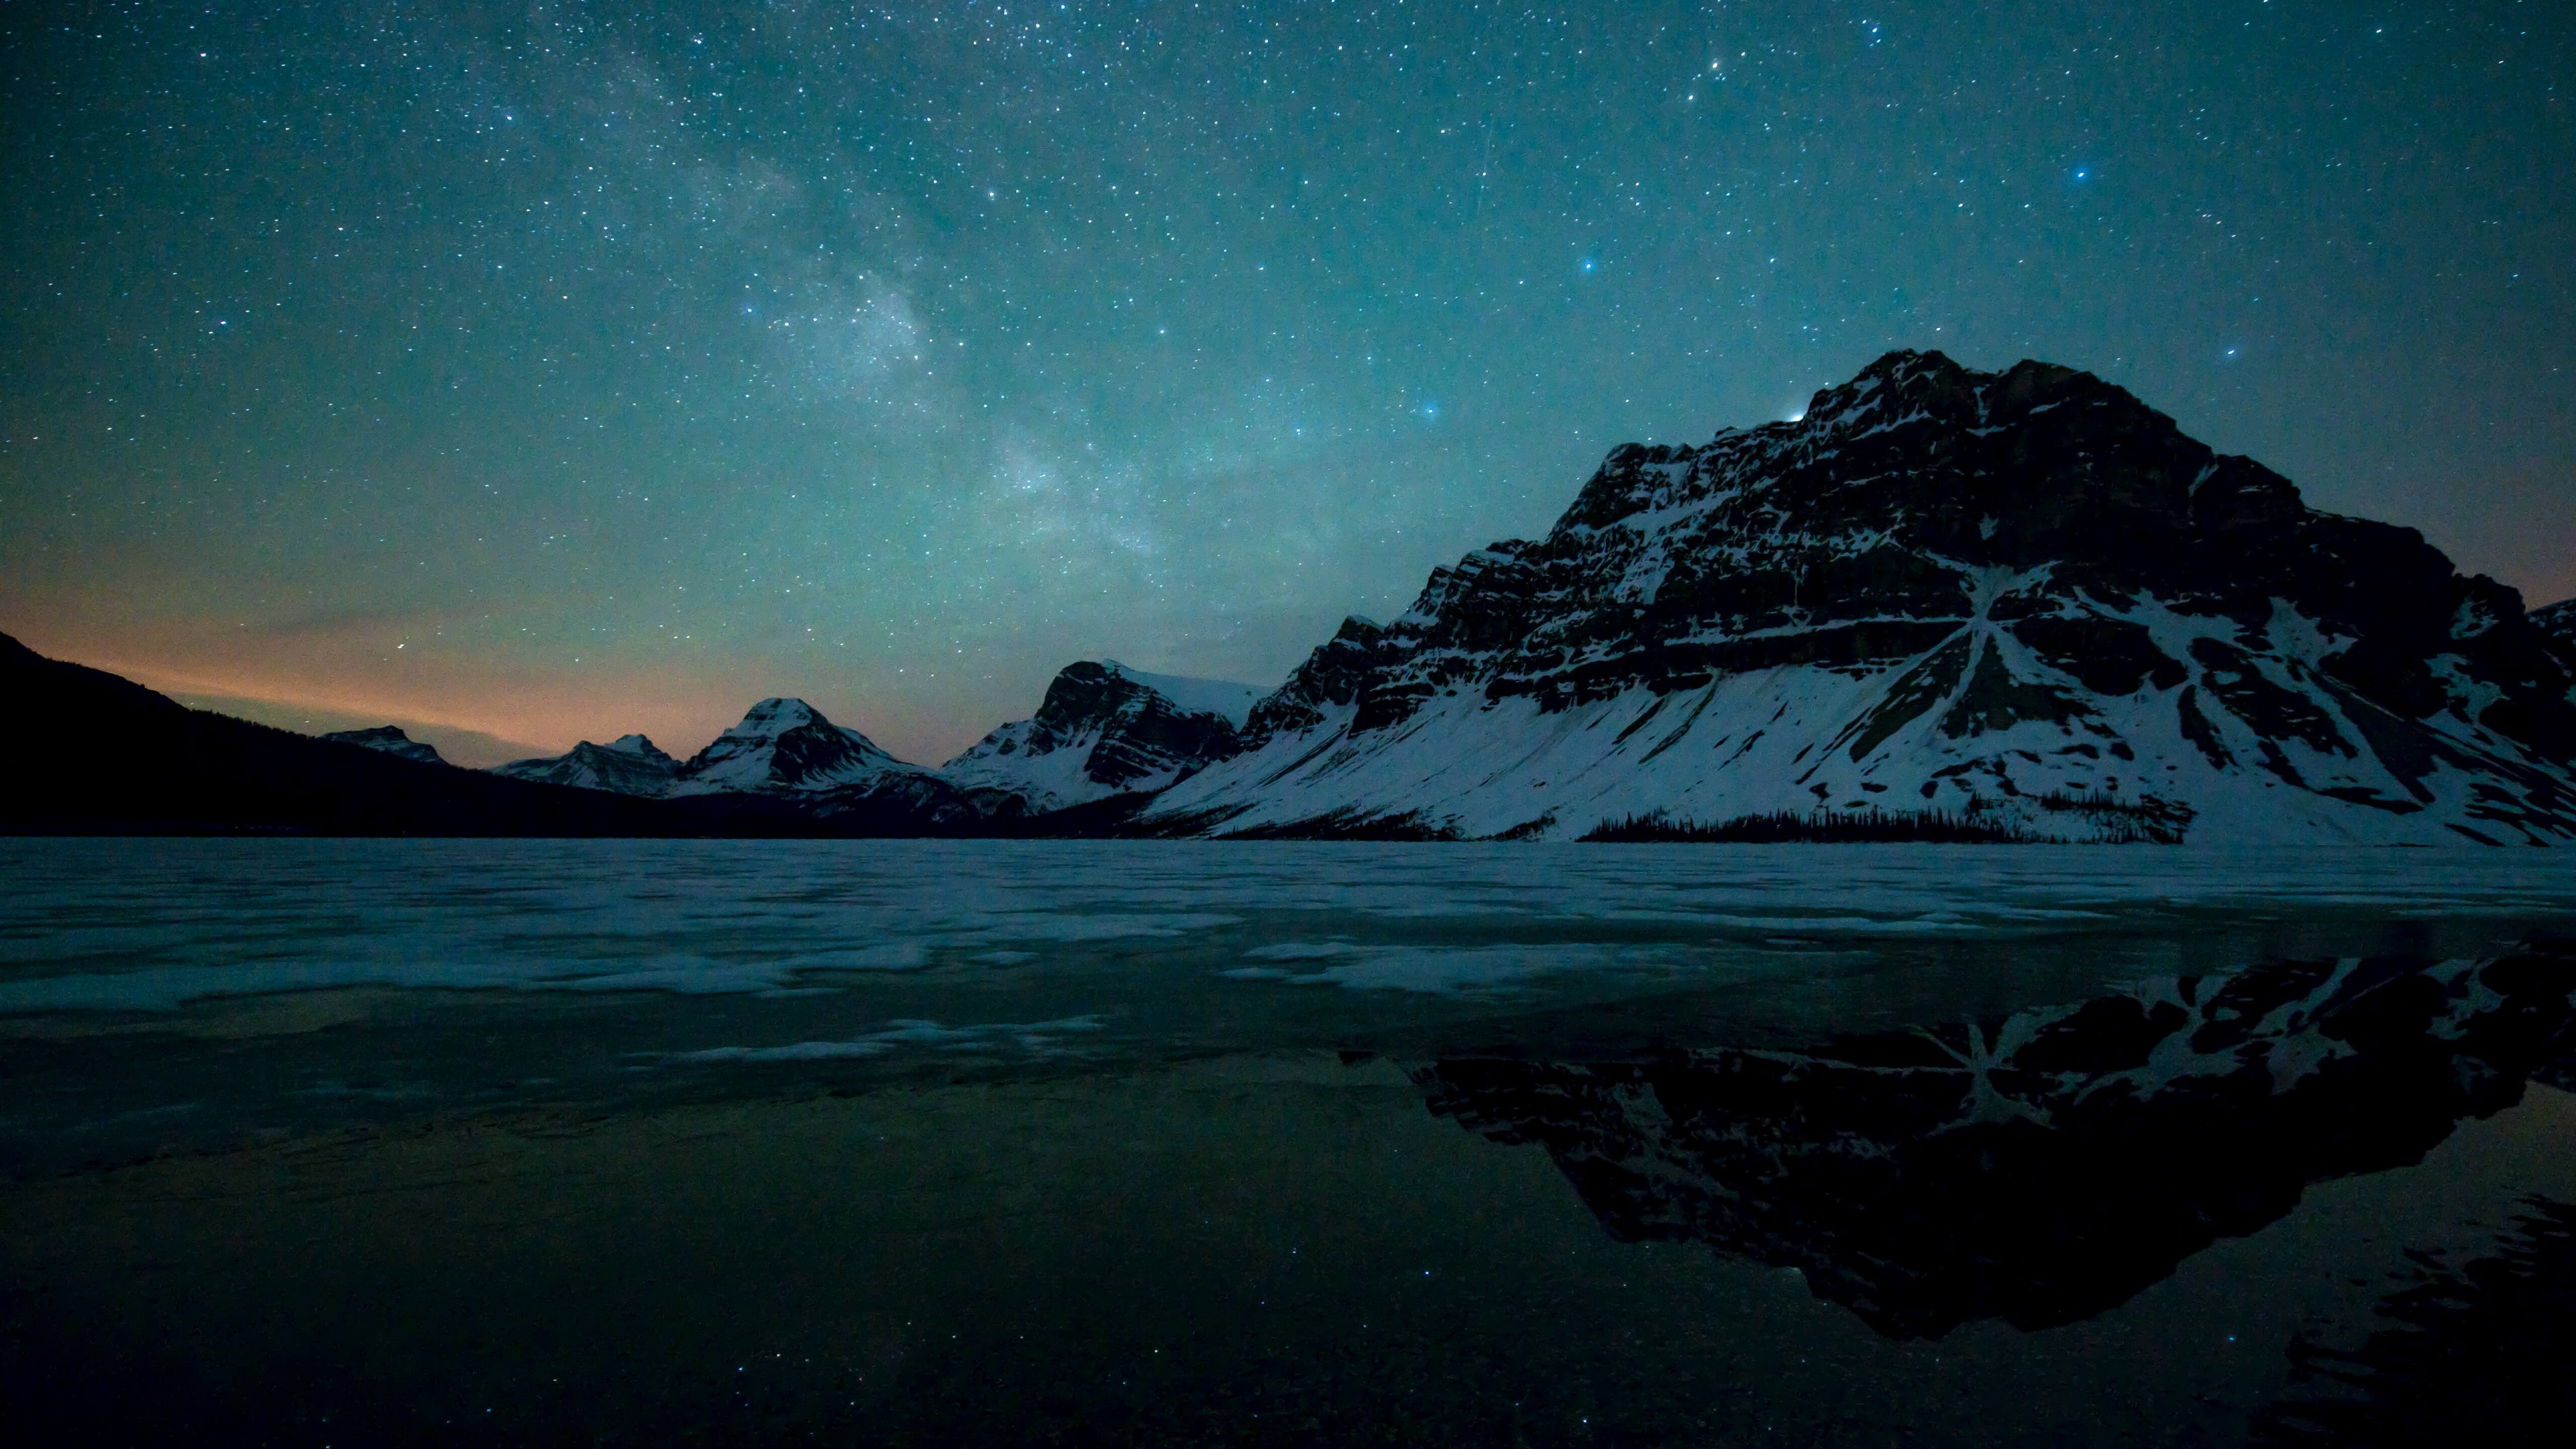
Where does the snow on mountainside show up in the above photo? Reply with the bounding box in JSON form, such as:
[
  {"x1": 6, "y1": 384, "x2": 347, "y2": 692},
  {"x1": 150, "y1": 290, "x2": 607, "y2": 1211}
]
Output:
[
  {"x1": 321, "y1": 727, "x2": 443, "y2": 765},
  {"x1": 1144, "y1": 350, "x2": 2576, "y2": 843},
  {"x1": 1097, "y1": 662, "x2": 1267, "y2": 727},
  {"x1": 672, "y1": 697, "x2": 906, "y2": 796},
  {"x1": 496, "y1": 698, "x2": 979, "y2": 828},
  {"x1": 494, "y1": 733, "x2": 682, "y2": 796},
  {"x1": 941, "y1": 661, "x2": 1250, "y2": 814}
]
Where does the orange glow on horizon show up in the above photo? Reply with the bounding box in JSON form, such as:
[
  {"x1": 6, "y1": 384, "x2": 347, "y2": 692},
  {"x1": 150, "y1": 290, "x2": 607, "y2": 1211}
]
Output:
[{"x1": 9, "y1": 621, "x2": 979, "y2": 770}]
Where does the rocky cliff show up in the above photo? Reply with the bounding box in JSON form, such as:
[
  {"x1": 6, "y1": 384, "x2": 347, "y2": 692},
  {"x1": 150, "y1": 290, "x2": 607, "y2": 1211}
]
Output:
[
  {"x1": 941, "y1": 661, "x2": 1254, "y2": 814},
  {"x1": 1144, "y1": 351, "x2": 2576, "y2": 843}
]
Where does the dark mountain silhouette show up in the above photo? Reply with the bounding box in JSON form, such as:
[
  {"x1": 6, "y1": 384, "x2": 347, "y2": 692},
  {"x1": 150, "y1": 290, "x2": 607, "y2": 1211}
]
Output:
[
  {"x1": 0, "y1": 633, "x2": 837, "y2": 837},
  {"x1": 2255, "y1": 1193, "x2": 2576, "y2": 1447},
  {"x1": 1412, "y1": 940, "x2": 2576, "y2": 1338},
  {"x1": 318, "y1": 725, "x2": 443, "y2": 764}
]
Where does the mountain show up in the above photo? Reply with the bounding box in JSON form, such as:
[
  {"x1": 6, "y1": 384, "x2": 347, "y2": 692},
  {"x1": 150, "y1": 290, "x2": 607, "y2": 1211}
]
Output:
[
  {"x1": 497, "y1": 697, "x2": 980, "y2": 833},
  {"x1": 675, "y1": 696, "x2": 982, "y2": 829},
  {"x1": 673, "y1": 696, "x2": 900, "y2": 794},
  {"x1": 1091, "y1": 661, "x2": 1265, "y2": 727},
  {"x1": 1414, "y1": 941, "x2": 2576, "y2": 1340},
  {"x1": 0, "y1": 633, "x2": 819, "y2": 837},
  {"x1": 494, "y1": 734, "x2": 682, "y2": 796},
  {"x1": 940, "y1": 661, "x2": 1254, "y2": 815},
  {"x1": 319, "y1": 725, "x2": 444, "y2": 764},
  {"x1": 1143, "y1": 351, "x2": 2576, "y2": 843}
]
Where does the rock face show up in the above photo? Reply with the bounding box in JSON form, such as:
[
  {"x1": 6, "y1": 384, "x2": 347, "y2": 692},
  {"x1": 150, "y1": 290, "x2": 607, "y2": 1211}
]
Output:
[
  {"x1": 940, "y1": 661, "x2": 1256, "y2": 814},
  {"x1": 494, "y1": 734, "x2": 682, "y2": 796},
  {"x1": 495, "y1": 698, "x2": 979, "y2": 830},
  {"x1": 672, "y1": 698, "x2": 894, "y2": 795},
  {"x1": 1414, "y1": 941, "x2": 2576, "y2": 1340},
  {"x1": 1145, "y1": 351, "x2": 2576, "y2": 843},
  {"x1": 320, "y1": 726, "x2": 443, "y2": 765},
  {"x1": 665, "y1": 697, "x2": 980, "y2": 828}
]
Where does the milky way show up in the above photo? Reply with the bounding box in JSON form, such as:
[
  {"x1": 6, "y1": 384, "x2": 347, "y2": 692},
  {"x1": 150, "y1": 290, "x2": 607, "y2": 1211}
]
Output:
[{"x1": 3, "y1": 1, "x2": 2569, "y2": 763}]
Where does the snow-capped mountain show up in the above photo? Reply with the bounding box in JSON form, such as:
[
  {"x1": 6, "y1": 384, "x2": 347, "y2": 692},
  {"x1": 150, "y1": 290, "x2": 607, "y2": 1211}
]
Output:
[
  {"x1": 941, "y1": 661, "x2": 1256, "y2": 814},
  {"x1": 1415, "y1": 941, "x2": 2576, "y2": 1338},
  {"x1": 672, "y1": 697, "x2": 906, "y2": 796},
  {"x1": 320, "y1": 726, "x2": 444, "y2": 765},
  {"x1": 494, "y1": 734, "x2": 682, "y2": 796},
  {"x1": 495, "y1": 698, "x2": 979, "y2": 830},
  {"x1": 1092, "y1": 661, "x2": 1266, "y2": 727},
  {"x1": 1144, "y1": 351, "x2": 2576, "y2": 843}
]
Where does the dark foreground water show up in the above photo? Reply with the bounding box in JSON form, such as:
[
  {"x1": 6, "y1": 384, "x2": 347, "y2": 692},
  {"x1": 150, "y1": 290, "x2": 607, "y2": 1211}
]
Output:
[{"x1": 5, "y1": 840, "x2": 2575, "y2": 1446}]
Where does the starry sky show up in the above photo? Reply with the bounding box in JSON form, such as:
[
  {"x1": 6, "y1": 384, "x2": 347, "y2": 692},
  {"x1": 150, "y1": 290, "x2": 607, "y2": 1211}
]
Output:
[{"x1": 4, "y1": 0, "x2": 2570, "y2": 766}]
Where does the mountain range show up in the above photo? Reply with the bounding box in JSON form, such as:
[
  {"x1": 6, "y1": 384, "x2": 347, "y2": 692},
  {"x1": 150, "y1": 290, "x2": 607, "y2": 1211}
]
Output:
[
  {"x1": 0, "y1": 633, "x2": 823, "y2": 837},
  {"x1": 9, "y1": 351, "x2": 2571, "y2": 841},
  {"x1": 1140, "y1": 352, "x2": 2576, "y2": 844},
  {"x1": 496, "y1": 696, "x2": 984, "y2": 833}
]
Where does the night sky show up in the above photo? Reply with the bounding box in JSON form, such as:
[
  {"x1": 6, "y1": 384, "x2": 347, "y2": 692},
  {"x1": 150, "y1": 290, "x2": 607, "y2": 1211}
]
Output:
[{"x1": 4, "y1": 1, "x2": 2569, "y2": 765}]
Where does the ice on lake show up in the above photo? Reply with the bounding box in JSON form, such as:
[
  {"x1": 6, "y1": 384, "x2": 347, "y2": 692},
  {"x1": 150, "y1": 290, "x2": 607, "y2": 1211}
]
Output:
[
  {"x1": 7, "y1": 837, "x2": 2572, "y2": 1012},
  {"x1": 5, "y1": 838, "x2": 2575, "y2": 1445}
]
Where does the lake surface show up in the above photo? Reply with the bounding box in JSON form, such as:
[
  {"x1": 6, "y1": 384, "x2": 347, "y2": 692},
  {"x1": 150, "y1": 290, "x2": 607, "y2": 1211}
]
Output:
[{"x1": 5, "y1": 839, "x2": 2575, "y2": 1445}]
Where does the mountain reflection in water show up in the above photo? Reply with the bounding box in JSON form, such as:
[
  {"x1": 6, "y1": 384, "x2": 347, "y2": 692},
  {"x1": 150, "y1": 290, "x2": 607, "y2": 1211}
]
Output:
[
  {"x1": 11, "y1": 839, "x2": 2576, "y2": 1446},
  {"x1": 1414, "y1": 941, "x2": 2576, "y2": 1339},
  {"x1": 2256, "y1": 1193, "x2": 2576, "y2": 1446}
]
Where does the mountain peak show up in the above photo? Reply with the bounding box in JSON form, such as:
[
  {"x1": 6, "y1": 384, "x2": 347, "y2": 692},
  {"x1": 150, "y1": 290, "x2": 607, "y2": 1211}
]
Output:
[
  {"x1": 1144, "y1": 350, "x2": 2576, "y2": 843},
  {"x1": 1790, "y1": 350, "x2": 2143, "y2": 445},
  {"x1": 496, "y1": 734, "x2": 681, "y2": 796},
  {"x1": 1802, "y1": 347, "x2": 1975, "y2": 421},
  {"x1": 493, "y1": 701, "x2": 969, "y2": 826},
  {"x1": 941, "y1": 659, "x2": 1248, "y2": 814},
  {"x1": 722, "y1": 697, "x2": 829, "y2": 739},
  {"x1": 320, "y1": 726, "x2": 443, "y2": 765},
  {"x1": 1095, "y1": 660, "x2": 1268, "y2": 727}
]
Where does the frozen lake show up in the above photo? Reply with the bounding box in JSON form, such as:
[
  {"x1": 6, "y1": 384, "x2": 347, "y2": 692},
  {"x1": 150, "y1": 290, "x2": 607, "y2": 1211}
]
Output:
[{"x1": 5, "y1": 839, "x2": 2576, "y2": 1444}]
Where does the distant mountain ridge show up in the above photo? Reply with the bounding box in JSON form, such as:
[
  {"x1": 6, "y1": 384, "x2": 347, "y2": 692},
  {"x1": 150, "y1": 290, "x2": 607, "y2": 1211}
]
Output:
[
  {"x1": 494, "y1": 734, "x2": 682, "y2": 796},
  {"x1": 498, "y1": 696, "x2": 981, "y2": 832},
  {"x1": 1142, "y1": 351, "x2": 2576, "y2": 843},
  {"x1": 320, "y1": 726, "x2": 443, "y2": 764},
  {"x1": 0, "y1": 633, "x2": 826, "y2": 837},
  {"x1": 490, "y1": 663, "x2": 1263, "y2": 824},
  {"x1": 940, "y1": 661, "x2": 1253, "y2": 814},
  {"x1": 13, "y1": 352, "x2": 2571, "y2": 842}
]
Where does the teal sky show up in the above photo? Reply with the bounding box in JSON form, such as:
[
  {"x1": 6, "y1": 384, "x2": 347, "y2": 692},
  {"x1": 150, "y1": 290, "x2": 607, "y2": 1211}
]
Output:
[{"x1": 4, "y1": 1, "x2": 2569, "y2": 764}]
